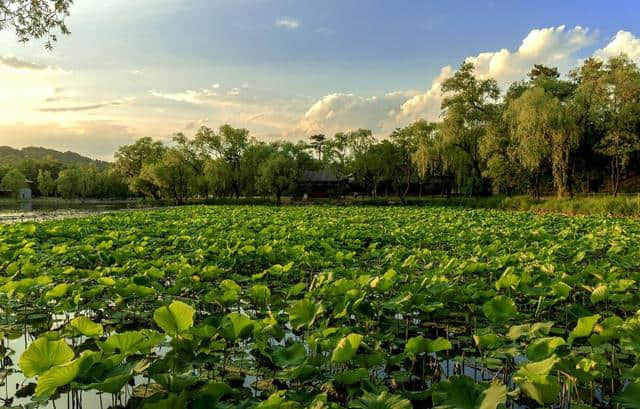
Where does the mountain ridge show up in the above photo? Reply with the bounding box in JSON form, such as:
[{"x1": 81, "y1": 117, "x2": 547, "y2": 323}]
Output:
[{"x1": 0, "y1": 146, "x2": 109, "y2": 168}]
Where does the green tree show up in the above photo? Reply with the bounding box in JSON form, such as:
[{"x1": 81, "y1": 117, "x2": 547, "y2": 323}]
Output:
[
  {"x1": 593, "y1": 56, "x2": 640, "y2": 196},
  {"x1": 56, "y1": 168, "x2": 80, "y2": 199},
  {"x1": 36, "y1": 169, "x2": 55, "y2": 197},
  {"x1": 1, "y1": 168, "x2": 27, "y2": 199},
  {"x1": 257, "y1": 152, "x2": 297, "y2": 204},
  {"x1": 0, "y1": 0, "x2": 73, "y2": 49},
  {"x1": 150, "y1": 149, "x2": 195, "y2": 204},
  {"x1": 112, "y1": 137, "x2": 166, "y2": 199},
  {"x1": 204, "y1": 159, "x2": 233, "y2": 197},
  {"x1": 194, "y1": 125, "x2": 250, "y2": 198},
  {"x1": 440, "y1": 62, "x2": 500, "y2": 195}
]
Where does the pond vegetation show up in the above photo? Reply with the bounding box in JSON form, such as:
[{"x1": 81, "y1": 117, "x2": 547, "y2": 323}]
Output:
[{"x1": 1, "y1": 206, "x2": 640, "y2": 408}]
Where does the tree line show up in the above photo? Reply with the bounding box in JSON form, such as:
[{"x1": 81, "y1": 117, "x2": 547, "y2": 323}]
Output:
[{"x1": 3, "y1": 54, "x2": 640, "y2": 203}]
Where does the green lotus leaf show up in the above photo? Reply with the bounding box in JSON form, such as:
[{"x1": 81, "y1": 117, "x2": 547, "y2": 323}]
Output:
[
  {"x1": 569, "y1": 314, "x2": 600, "y2": 343},
  {"x1": 19, "y1": 337, "x2": 74, "y2": 377},
  {"x1": 525, "y1": 337, "x2": 566, "y2": 361},
  {"x1": 220, "y1": 312, "x2": 254, "y2": 341},
  {"x1": 44, "y1": 283, "x2": 70, "y2": 300},
  {"x1": 250, "y1": 284, "x2": 271, "y2": 305},
  {"x1": 551, "y1": 281, "x2": 571, "y2": 298},
  {"x1": 349, "y1": 391, "x2": 412, "y2": 409},
  {"x1": 197, "y1": 381, "x2": 232, "y2": 400},
  {"x1": 153, "y1": 300, "x2": 195, "y2": 337},
  {"x1": 334, "y1": 368, "x2": 369, "y2": 385},
  {"x1": 432, "y1": 376, "x2": 507, "y2": 409},
  {"x1": 256, "y1": 390, "x2": 301, "y2": 409},
  {"x1": 271, "y1": 342, "x2": 307, "y2": 368},
  {"x1": 67, "y1": 316, "x2": 104, "y2": 337},
  {"x1": 143, "y1": 392, "x2": 189, "y2": 409},
  {"x1": 590, "y1": 285, "x2": 608, "y2": 304},
  {"x1": 614, "y1": 381, "x2": 640, "y2": 409},
  {"x1": 331, "y1": 333, "x2": 363, "y2": 363},
  {"x1": 35, "y1": 358, "x2": 82, "y2": 397},
  {"x1": 473, "y1": 333, "x2": 503, "y2": 350},
  {"x1": 482, "y1": 296, "x2": 517, "y2": 323},
  {"x1": 518, "y1": 377, "x2": 560, "y2": 405},
  {"x1": 98, "y1": 330, "x2": 162, "y2": 356},
  {"x1": 405, "y1": 336, "x2": 452, "y2": 358},
  {"x1": 507, "y1": 322, "x2": 553, "y2": 341},
  {"x1": 288, "y1": 298, "x2": 322, "y2": 330}
]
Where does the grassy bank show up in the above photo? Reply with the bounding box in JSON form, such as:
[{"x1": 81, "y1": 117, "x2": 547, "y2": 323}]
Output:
[
  {"x1": 398, "y1": 194, "x2": 640, "y2": 217},
  {"x1": 5, "y1": 194, "x2": 640, "y2": 217}
]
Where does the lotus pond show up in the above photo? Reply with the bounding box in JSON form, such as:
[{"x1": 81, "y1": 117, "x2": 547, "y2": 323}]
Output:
[{"x1": 1, "y1": 205, "x2": 640, "y2": 409}]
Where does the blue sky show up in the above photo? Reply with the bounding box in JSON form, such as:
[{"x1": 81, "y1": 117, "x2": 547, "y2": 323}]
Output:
[{"x1": 1, "y1": 0, "x2": 640, "y2": 160}]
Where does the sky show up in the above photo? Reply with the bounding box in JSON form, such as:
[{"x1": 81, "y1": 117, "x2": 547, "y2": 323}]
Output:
[{"x1": 1, "y1": 0, "x2": 640, "y2": 161}]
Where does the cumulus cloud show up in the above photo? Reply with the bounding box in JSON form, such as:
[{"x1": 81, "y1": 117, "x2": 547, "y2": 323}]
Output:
[
  {"x1": 594, "y1": 30, "x2": 640, "y2": 63},
  {"x1": 0, "y1": 55, "x2": 47, "y2": 70},
  {"x1": 299, "y1": 92, "x2": 412, "y2": 135},
  {"x1": 275, "y1": 17, "x2": 300, "y2": 30},
  {"x1": 301, "y1": 25, "x2": 601, "y2": 134},
  {"x1": 467, "y1": 25, "x2": 597, "y2": 83}
]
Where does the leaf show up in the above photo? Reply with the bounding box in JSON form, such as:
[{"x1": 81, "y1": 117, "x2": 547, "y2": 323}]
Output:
[
  {"x1": 405, "y1": 336, "x2": 452, "y2": 358},
  {"x1": 569, "y1": 314, "x2": 600, "y2": 343},
  {"x1": 331, "y1": 333, "x2": 363, "y2": 363},
  {"x1": 432, "y1": 376, "x2": 506, "y2": 409},
  {"x1": 513, "y1": 355, "x2": 560, "y2": 405},
  {"x1": 153, "y1": 300, "x2": 195, "y2": 337},
  {"x1": 525, "y1": 337, "x2": 565, "y2": 361},
  {"x1": 478, "y1": 381, "x2": 508, "y2": 409},
  {"x1": 67, "y1": 316, "x2": 104, "y2": 337},
  {"x1": 551, "y1": 281, "x2": 571, "y2": 298},
  {"x1": 36, "y1": 358, "x2": 82, "y2": 397},
  {"x1": 220, "y1": 312, "x2": 254, "y2": 341},
  {"x1": 98, "y1": 330, "x2": 162, "y2": 356},
  {"x1": 590, "y1": 285, "x2": 608, "y2": 304},
  {"x1": 288, "y1": 299, "x2": 321, "y2": 330},
  {"x1": 334, "y1": 368, "x2": 369, "y2": 385},
  {"x1": 19, "y1": 338, "x2": 74, "y2": 377},
  {"x1": 614, "y1": 381, "x2": 640, "y2": 409},
  {"x1": 507, "y1": 322, "x2": 553, "y2": 340},
  {"x1": 482, "y1": 296, "x2": 517, "y2": 324},
  {"x1": 197, "y1": 381, "x2": 232, "y2": 400},
  {"x1": 271, "y1": 343, "x2": 307, "y2": 368},
  {"x1": 349, "y1": 391, "x2": 412, "y2": 409},
  {"x1": 45, "y1": 283, "x2": 70, "y2": 300}
]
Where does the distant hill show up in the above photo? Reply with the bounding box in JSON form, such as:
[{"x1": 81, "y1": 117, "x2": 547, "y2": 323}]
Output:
[{"x1": 0, "y1": 146, "x2": 109, "y2": 169}]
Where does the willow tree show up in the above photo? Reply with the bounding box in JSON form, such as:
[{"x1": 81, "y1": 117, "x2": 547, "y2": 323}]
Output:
[
  {"x1": 411, "y1": 121, "x2": 439, "y2": 197},
  {"x1": 595, "y1": 56, "x2": 640, "y2": 196},
  {"x1": 440, "y1": 62, "x2": 500, "y2": 195},
  {"x1": 507, "y1": 87, "x2": 579, "y2": 198}
]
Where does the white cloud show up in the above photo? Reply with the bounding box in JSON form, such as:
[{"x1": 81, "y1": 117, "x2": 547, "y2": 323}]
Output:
[
  {"x1": 149, "y1": 89, "x2": 217, "y2": 104},
  {"x1": 466, "y1": 25, "x2": 597, "y2": 84},
  {"x1": 0, "y1": 55, "x2": 47, "y2": 70},
  {"x1": 212, "y1": 83, "x2": 221, "y2": 89},
  {"x1": 227, "y1": 88, "x2": 241, "y2": 96},
  {"x1": 594, "y1": 30, "x2": 640, "y2": 64},
  {"x1": 299, "y1": 92, "x2": 412, "y2": 136},
  {"x1": 302, "y1": 25, "x2": 601, "y2": 133},
  {"x1": 275, "y1": 17, "x2": 300, "y2": 30}
]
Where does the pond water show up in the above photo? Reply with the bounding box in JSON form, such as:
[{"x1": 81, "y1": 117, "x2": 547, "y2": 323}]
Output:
[{"x1": 0, "y1": 201, "x2": 153, "y2": 224}]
